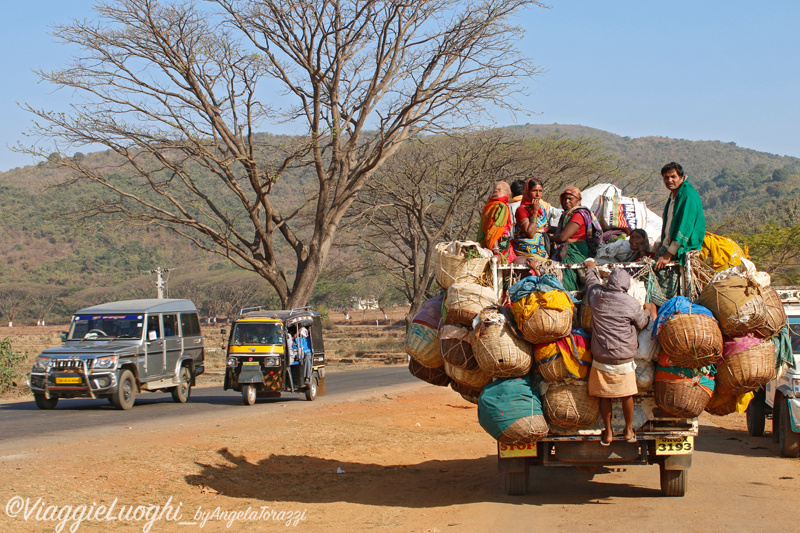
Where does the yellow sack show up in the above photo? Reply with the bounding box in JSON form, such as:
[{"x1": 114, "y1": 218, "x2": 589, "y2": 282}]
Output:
[
  {"x1": 735, "y1": 391, "x2": 755, "y2": 414},
  {"x1": 700, "y1": 232, "x2": 748, "y2": 272},
  {"x1": 511, "y1": 290, "x2": 575, "y2": 323}
]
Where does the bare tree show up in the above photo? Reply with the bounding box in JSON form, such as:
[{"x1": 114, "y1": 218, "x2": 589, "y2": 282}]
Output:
[
  {"x1": 0, "y1": 285, "x2": 32, "y2": 327},
  {"x1": 29, "y1": 287, "x2": 68, "y2": 326},
  {"x1": 350, "y1": 132, "x2": 622, "y2": 320},
  {"x1": 23, "y1": 0, "x2": 543, "y2": 308}
]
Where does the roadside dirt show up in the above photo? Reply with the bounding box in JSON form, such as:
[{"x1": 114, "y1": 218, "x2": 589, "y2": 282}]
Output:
[{"x1": 1, "y1": 378, "x2": 799, "y2": 533}]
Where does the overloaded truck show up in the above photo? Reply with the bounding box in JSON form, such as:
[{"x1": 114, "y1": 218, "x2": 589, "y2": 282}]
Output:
[
  {"x1": 407, "y1": 242, "x2": 787, "y2": 498},
  {"x1": 493, "y1": 260, "x2": 696, "y2": 497}
]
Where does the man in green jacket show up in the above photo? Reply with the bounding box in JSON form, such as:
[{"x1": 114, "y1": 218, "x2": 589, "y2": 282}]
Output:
[{"x1": 653, "y1": 162, "x2": 705, "y2": 299}]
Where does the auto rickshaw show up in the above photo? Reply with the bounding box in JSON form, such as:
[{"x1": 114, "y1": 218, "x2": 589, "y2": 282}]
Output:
[{"x1": 223, "y1": 307, "x2": 326, "y2": 405}]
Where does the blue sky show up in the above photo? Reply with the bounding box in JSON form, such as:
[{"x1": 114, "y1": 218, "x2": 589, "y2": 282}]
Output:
[{"x1": 2, "y1": 0, "x2": 799, "y2": 171}]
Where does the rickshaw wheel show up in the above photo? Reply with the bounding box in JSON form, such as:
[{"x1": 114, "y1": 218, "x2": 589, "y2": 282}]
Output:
[
  {"x1": 304, "y1": 375, "x2": 317, "y2": 401},
  {"x1": 242, "y1": 384, "x2": 257, "y2": 406}
]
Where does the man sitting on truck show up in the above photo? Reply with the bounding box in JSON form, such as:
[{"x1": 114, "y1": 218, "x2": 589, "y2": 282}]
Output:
[{"x1": 584, "y1": 259, "x2": 658, "y2": 445}]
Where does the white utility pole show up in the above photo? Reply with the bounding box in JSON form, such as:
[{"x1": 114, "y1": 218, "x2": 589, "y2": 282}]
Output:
[{"x1": 151, "y1": 267, "x2": 171, "y2": 299}]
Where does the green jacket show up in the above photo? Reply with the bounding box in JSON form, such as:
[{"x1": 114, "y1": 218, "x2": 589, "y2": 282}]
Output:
[{"x1": 660, "y1": 177, "x2": 705, "y2": 264}]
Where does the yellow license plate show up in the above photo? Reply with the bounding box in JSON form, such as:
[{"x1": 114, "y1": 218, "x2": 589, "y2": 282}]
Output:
[
  {"x1": 55, "y1": 377, "x2": 82, "y2": 384},
  {"x1": 655, "y1": 436, "x2": 694, "y2": 455},
  {"x1": 242, "y1": 361, "x2": 260, "y2": 366},
  {"x1": 498, "y1": 442, "x2": 538, "y2": 458}
]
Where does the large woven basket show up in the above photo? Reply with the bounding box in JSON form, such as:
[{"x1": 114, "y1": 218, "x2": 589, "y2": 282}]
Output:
[
  {"x1": 406, "y1": 322, "x2": 443, "y2": 368},
  {"x1": 704, "y1": 392, "x2": 737, "y2": 416},
  {"x1": 434, "y1": 241, "x2": 492, "y2": 289},
  {"x1": 449, "y1": 379, "x2": 486, "y2": 399},
  {"x1": 752, "y1": 286, "x2": 787, "y2": 339},
  {"x1": 497, "y1": 415, "x2": 550, "y2": 445},
  {"x1": 578, "y1": 303, "x2": 593, "y2": 333},
  {"x1": 445, "y1": 282, "x2": 497, "y2": 326},
  {"x1": 716, "y1": 342, "x2": 776, "y2": 394},
  {"x1": 408, "y1": 358, "x2": 451, "y2": 387},
  {"x1": 654, "y1": 380, "x2": 712, "y2": 418},
  {"x1": 543, "y1": 383, "x2": 600, "y2": 429},
  {"x1": 538, "y1": 355, "x2": 570, "y2": 383},
  {"x1": 519, "y1": 306, "x2": 572, "y2": 345},
  {"x1": 441, "y1": 336, "x2": 479, "y2": 371},
  {"x1": 472, "y1": 322, "x2": 532, "y2": 378},
  {"x1": 444, "y1": 361, "x2": 492, "y2": 391},
  {"x1": 658, "y1": 314, "x2": 722, "y2": 368},
  {"x1": 698, "y1": 277, "x2": 767, "y2": 336}
]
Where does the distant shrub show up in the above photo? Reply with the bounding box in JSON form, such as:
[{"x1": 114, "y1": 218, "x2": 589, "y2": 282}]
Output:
[{"x1": 0, "y1": 338, "x2": 25, "y2": 394}]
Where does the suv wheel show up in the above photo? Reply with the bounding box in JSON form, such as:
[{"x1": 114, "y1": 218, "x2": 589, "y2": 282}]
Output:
[
  {"x1": 171, "y1": 366, "x2": 192, "y2": 403},
  {"x1": 112, "y1": 370, "x2": 137, "y2": 410},
  {"x1": 34, "y1": 393, "x2": 58, "y2": 410}
]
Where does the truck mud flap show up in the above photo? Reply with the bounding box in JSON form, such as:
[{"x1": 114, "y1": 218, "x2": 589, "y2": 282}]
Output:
[{"x1": 661, "y1": 454, "x2": 692, "y2": 471}]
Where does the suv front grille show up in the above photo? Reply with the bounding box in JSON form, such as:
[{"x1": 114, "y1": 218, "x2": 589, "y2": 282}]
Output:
[{"x1": 51, "y1": 359, "x2": 91, "y2": 370}]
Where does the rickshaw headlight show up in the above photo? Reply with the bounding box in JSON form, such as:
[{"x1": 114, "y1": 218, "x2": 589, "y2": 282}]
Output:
[
  {"x1": 227, "y1": 357, "x2": 238, "y2": 367},
  {"x1": 264, "y1": 357, "x2": 280, "y2": 367}
]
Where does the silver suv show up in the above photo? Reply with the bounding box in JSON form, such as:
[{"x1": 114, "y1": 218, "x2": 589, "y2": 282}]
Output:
[{"x1": 26, "y1": 299, "x2": 204, "y2": 410}]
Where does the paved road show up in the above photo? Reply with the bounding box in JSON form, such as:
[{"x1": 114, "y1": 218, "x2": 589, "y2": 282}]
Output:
[{"x1": 0, "y1": 366, "x2": 416, "y2": 447}]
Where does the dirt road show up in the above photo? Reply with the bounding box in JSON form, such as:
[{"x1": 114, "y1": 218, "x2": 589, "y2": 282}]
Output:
[{"x1": 1, "y1": 376, "x2": 798, "y2": 533}]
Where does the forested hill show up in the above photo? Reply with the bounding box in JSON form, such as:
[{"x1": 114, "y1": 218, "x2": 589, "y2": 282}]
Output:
[
  {"x1": 505, "y1": 124, "x2": 800, "y2": 224},
  {"x1": 1, "y1": 125, "x2": 798, "y2": 321}
]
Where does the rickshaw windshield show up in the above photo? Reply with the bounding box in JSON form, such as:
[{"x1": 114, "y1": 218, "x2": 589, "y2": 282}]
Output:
[{"x1": 231, "y1": 322, "x2": 284, "y2": 346}]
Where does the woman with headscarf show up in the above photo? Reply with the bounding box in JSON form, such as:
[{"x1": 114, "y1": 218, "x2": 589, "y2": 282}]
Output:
[
  {"x1": 513, "y1": 177, "x2": 553, "y2": 261},
  {"x1": 551, "y1": 186, "x2": 603, "y2": 291},
  {"x1": 477, "y1": 181, "x2": 516, "y2": 262},
  {"x1": 624, "y1": 228, "x2": 652, "y2": 262}
]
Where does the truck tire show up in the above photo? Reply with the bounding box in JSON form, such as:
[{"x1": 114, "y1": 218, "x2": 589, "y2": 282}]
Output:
[
  {"x1": 112, "y1": 370, "x2": 136, "y2": 410},
  {"x1": 504, "y1": 470, "x2": 528, "y2": 496},
  {"x1": 242, "y1": 384, "x2": 257, "y2": 406},
  {"x1": 778, "y1": 395, "x2": 800, "y2": 458},
  {"x1": 659, "y1": 463, "x2": 687, "y2": 497},
  {"x1": 746, "y1": 390, "x2": 766, "y2": 437},
  {"x1": 171, "y1": 366, "x2": 192, "y2": 404},
  {"x1": 33, "y1": 393, "x2": 58, "y2": 410}
]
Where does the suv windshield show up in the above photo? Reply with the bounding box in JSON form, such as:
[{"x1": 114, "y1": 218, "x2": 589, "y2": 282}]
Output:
[
  {"x1": 68, "y1": 314, "x2": 144, "y2": 341},
  {"x1": 231, "y1": 322, "x2": 284, "y2": 346}
]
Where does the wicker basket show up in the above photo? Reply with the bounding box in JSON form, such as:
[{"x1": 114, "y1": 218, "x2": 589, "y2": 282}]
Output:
[
  {"x1": 538, "y1": 356, "x2": 570, "y2": 383},
  {"x1": 441, "y1": 336, "x2": 479, "y2": 371},
  {"x1": 406, "y1": 322, "x2": 444, "y2": 368},
  {"x1": 716, "y1": 342, "x2": 776, "y2": 394},
  {"x1": 472, "y1": 322, "x2": 532, "y2": 378},
  {"x1": 445, "y1": 282, "x2": 497, "y2": 326},
  {"x1": 578, "y1": 303, "x2": 593, "y2": 333},
  {"x1": 444, "y1": 361, "x2": 492, "y2": 391},
  {"x1": 519, "y1": 306, "x2": 572, "y2": 345},
  {"x1": 543, "y1": 383, "x2": 600, "y2": 429},
  {"x1": 698, "y1": 277, "x2": 767, "y2": 336},
  {"x1": 497, "y1": 415, "x2": 550, "y2": 445},
  {"x1": 408, "y1": 358, "x2": 451, "y2": 387},
  {"x1": 654, "y1": 379, "x2": 712, "y2": 418},
  {"x1": 449, "y1": 379, "x2": 486, "y2": 399},
  {"x1": 704, "y1": 392, "x2": 737, "y2": 416},
  {"x1": 434, "y1": 241, "x2": 492, "y2": 290},
  {"x1": 658, "y1": 314, "x2": 723, "y2": 368},
  {"x1": 752, "y1": 286, "x2": 787, "y2": 339}
]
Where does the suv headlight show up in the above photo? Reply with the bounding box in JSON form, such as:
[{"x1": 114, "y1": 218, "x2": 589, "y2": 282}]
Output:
[
  {"x1": 32, "y1": 356, "x2": 51, "y2": 372},
  {"x1": 227, "y1": 357, "x2": 238, "y2": 367},
  {"x1": 264, "y1": 357, "x2": 280, "y2": 367},
  {"x1": 93, "y1": 355, "x2": 118, "y2": 370}
]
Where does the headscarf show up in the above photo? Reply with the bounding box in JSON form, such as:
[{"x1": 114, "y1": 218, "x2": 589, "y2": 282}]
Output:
[{"x1": 560, "y1": 186, "x2": 582, "y2": 201}]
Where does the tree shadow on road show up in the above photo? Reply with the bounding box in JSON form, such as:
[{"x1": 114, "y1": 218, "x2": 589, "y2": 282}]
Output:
[
  {"x1": 696, "y1": 421, "x2": 780, "y2": 458},
  {"x1": 185, "y1": 448, "x2": 663, "y2": 507}
]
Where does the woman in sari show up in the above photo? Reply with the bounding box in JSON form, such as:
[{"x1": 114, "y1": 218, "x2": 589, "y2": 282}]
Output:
[
  {"x1": 624, "y1": 229, "x2": 652, "y2": 262},
  {"x1": 477, "y1": 181, "x2": 516, "y2": 262},
  {"x1": 513, "y1": 178, "x2": 552, "y2": 261},
  {"x1": 551, "y1": 187, "x2": 603, "y2": 291}
]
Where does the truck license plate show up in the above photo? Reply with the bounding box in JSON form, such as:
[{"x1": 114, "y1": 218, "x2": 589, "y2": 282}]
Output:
[
  {"x1": 498, "y1": 442, "x2": 538, "y2": 458},
  {"x1": 55, "y1": 377, "x2": 82, "y2": 384},
  {"x1": 655, "y1": 436, "x2": 693, "y2": 455}
]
